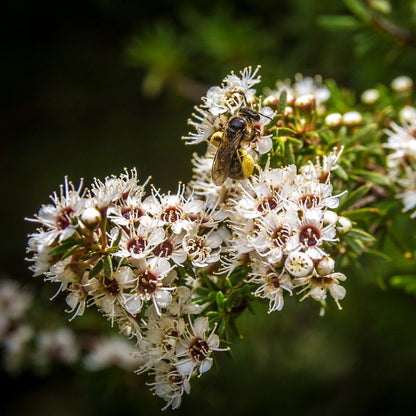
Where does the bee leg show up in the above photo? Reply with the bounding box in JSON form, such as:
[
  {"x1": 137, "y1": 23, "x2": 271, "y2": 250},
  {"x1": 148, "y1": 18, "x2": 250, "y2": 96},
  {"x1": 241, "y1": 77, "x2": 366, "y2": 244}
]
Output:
[
  {"x1": 210, "y1": 131, "x2": 223, "y2": 148},
  {"x1": 238, "y1": 148, "x2": 255, "y2": 179}
]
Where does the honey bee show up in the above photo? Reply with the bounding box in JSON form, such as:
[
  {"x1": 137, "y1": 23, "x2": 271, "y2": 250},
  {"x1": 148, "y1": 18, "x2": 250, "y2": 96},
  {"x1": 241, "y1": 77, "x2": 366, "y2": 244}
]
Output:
[{"x1": 211, "y1": 107, "x2": 261, "y2": 186}]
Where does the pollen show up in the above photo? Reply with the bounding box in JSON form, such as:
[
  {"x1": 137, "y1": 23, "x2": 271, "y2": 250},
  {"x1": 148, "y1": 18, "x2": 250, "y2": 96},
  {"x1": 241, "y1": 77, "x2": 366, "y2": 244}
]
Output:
[
  {"x1": 161, "y1": 206, "x2": 183, "y2": 223},
  {"x1": 56, "y1": 207, "x2": 74, "y2": 230},
  {"x1": 127, "y1": 236, "x2": 148, "y2": 255},
  {"x1": 257, "y1": 196, "x2": 278, "y2": 212},
  {"x1": 271, "y1": 225, "x2": 290, "y2": 247},
  {"x1": 299, "y1": 224, "x2": 321, "y2": 247},
  {"x1": 189, "y1": 337, "x2": 210, "y2": 362},
  {"x1": 137, "y1": 270, "x2": 158, "y2": 295},
  {"x1": 299, "y1": 194, "x2": 320, "y2": 209},
  {"x1": 153, "y1": 240, "x2": 174, "y2": 257}
]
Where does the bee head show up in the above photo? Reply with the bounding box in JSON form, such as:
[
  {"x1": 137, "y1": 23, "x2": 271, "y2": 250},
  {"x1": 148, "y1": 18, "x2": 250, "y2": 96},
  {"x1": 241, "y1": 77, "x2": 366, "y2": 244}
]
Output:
[{"x1": 238, "y1": 107, "x2": 261, "y2": 122}]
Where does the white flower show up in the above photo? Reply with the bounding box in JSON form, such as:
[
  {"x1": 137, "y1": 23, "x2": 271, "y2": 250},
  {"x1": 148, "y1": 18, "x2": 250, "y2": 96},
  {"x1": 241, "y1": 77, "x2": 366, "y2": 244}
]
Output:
[
  {"x1": 89, "y1": 266, "x2": 139, "y2": 322},
  {"x1": 26, "y1": 177, "x2": 85, "y2": 243},
  {"x1": 286, "y1": 210, "x2": 338, "y2": 260},
  {"x1": 249, "y1": 259, "x2": 293, "y2": 312},
  {"x1": 391, "y1": 75, "x2": 413, "y2": 93},
  {"x1": 182, "y1": 106, "x2": 217, "y2": 145},
  {"x1": 399, "y1": 106, "x2": 416, "y2": 125},
  {"x1": 175, "y1": 317, "x2": 226, "y2": 377},
  {"x1": 325, "y1": 113, "x2": 343, "y2": 127},
  {"x1": 107, "y1": 193, "x2": 151, "y2": 227},
  {"x1": 274, "y1": 74, "x2": 330, "y2": 107},
  {"x1": 145, "y1": 185, "x2": 205, "y2": 234},
  {"x1": 35, "y1": 327, "x2": 79, "y2": 365},
  {"x1": 84, "y1": 336, "x2": 141, "y2": 371},
  {"x1": 90, "y1": 168, "x2": 146, "y2": 209},
  {"x1": 148, "y1": 361, "x2": 191, "y2": 410},
  {"x1": 251, "y1": 211, "x2": 297, "y2": 264},
  {"x1": 396, "y1": 166, "x2": 416, "y2": 217},
  {"x1": 361, "y1": 88, "x2": 380, "y2": 105},
  {"x1": 115, "y1": 221, "x2": 165, "y2": 260},
  {"x1": 294, "y1": 271, "x2": 347, "y2": 309},
  {"x1": 342, "y1": 111, "x2": 362, "y2": 126},
  {"x1": 284, "y1": 252, "x2": 314, "y2": 277},
  {"x1": 182, "y1": 229, "x2": 222, "y2": 268},
  {"x1": 129, "y1": 258, "x2": 175, "y2": 316},
  {"x1": 150, "y1": 231, "x2": 188, "y2": 265},
  {"x1": 384, "y1": 120, "x2": 416, "y2": 179},
  {"x1": 0, "y1": 279, "x2": 32, "y2": 339},
  {"x1": 287, "y1": 172, "x2": 341, "y2": 212},
  {"x1": 204, "y1": 66, "x2": 261, "y2": 116}
]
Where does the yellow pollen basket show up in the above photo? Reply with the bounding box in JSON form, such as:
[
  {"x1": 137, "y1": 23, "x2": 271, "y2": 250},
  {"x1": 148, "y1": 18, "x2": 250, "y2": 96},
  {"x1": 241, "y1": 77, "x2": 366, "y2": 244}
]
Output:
[
  {"x1": 210, "y1": 131, "x2": 223, "y2": 148},
  {"x1": 238, "y1": 148, "x2": 255, "y2": 178}
]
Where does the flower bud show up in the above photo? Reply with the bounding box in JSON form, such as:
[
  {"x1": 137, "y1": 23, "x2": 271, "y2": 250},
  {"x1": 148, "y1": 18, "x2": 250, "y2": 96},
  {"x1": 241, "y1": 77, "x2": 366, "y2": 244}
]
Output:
[
  {"x1": 337, "y1": 216, "x2": 352, "y2": 234},
  {"x1": 325, "y1": 113, "x2": 343, "y2": 128},
  {"x1": 391, "y1": 76, "x2": 413, "y2": 93},
  {"x1": 399, "y1": 105, "x2": 416, "y2": 124},
  {"x1": 80, "y1": 207, "x2": 102, "y2": 228},
  {"x1": 316, "y1": 256, "x2": 335, "y2": 276},
  {"x1": 283, "y1": 106, "x2": 294, "y2": 117},
  {"x1": 324, "y1": 210, "x2": 338, "y2": 226},
  {"x1": 342, "y1": 111, "x2": 362, "y2": 127},
  {"x1": 295, "y1": 94, "x2": 315, "y2": 111},
  {"x1": 361, "y1": 89, "x2": 380, "y2": 105},
  {"x1": 263, "y1": 95, "x2": 279, "y2": 107}
]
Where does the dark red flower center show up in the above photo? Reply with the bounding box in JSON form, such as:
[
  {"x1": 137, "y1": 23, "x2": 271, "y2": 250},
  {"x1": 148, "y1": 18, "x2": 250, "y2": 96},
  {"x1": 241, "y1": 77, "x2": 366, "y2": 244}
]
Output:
[
  {"x1": 56, "y1": 207, "x2": 74, "y2": 230},
  {"x1": 127, "y1": 236, "x2": 148, "y2": 255},
  {"x1": 137, "y1": 270, "x2": 158, "y2": 294},
  {"x1": 299, "y1": 194, "x2": 320, "y2": 209},
  {"x1": 153, "y1": 239, "x2": 174, "y2": 257},
  {"x1": 257, "y1": 196, "x2": 278, "y2": 213},
  {"x1": 161, "y1": 206, "x2": 183, "y2": 223},
  {"x1": 271, "y1": 225, "x2": 290, "y2": 247},
  {"x1": 299, "y1": 224, "x2": 321, "y2": 247},
  {"x1": 189, "y1": 337, "x2": 210, "y2": 362}
]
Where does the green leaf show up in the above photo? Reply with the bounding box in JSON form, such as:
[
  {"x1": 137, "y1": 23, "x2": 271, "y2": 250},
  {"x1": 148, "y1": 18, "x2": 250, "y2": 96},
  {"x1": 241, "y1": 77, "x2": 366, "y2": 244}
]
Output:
[
  {"x1": 49, "y1": 238, "x2": 78, "y2": 256},
  {"x1": 103, "y1": 255, "x2": 113, "y2": 279},
  {"x1": 343, "y1": 0, "x2": 371, "y2": 22},
  {"x1": 338, "y1": 184, "x2": 372, "y2": 212},
  {"x1": 225, "y1": 316, "x2": 243, "y2": 340},
  {"x1": 61, "y1": 244, "x2": 83, "y2": 260},
  {"x1": 110, "y1": 229, "x2": 122, "y2": 249},
  {"x1": 342, "y1": 207, "x2": 381, "y2": 221},
  {"x1": 284, "y1": 140, "x2": 295, "y2": 164},
  {"x1": 344, "y1": 234, "x2": 364, "y2": 255},
  {"x1": 216, "y1": 291, "x2": 225, "y2": 312},
  {"x1": 225, "y1": 291, "x2": 243, "y2": 313},
  {"x1": 276, "y1": 127, "x2": 298, "y2": 137},
  {"x1": 278, "y1": 89, "x2": 287, "y2": 114},
  {"x1": 365, "y1": 249, "x2": 391, "y2": 261},
  {"x1": 352, "y1": 170, "x2": 391, "y2": 187},
  {"x1": 318, "y1": 15, "x2": 361, "y2": 31},
  {"x1": 348, "y1": 228, "x2": 376, "y2": 242},
  {"x1": 390, "y1": 275, "x2": 416, "y2": 295},
  {"x1": 333, "y1": 165, "x2": 349, "y2": 181},
  {"x1": 90, "y1": 259, "x2": 104, "y2": 279}
]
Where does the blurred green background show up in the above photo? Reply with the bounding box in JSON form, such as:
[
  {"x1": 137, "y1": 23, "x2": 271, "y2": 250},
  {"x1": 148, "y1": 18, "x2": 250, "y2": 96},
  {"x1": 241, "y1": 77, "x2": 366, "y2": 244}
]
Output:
[{"x1": 2, "y1": 0, "x2": 416, "y2": 415}]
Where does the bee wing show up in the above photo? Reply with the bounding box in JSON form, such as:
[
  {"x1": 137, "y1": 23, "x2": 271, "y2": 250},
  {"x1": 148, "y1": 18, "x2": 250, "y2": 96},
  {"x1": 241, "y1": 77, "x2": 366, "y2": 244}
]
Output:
[{"x1": 211, "y1": 132, "x2": 244, "y2": 186}]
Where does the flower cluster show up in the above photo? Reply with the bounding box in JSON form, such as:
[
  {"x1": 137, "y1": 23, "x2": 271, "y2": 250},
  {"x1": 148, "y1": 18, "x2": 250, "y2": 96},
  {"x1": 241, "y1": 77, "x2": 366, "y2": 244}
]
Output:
[
  {"x1": 26, "y1": 169, "x2": 230, "y2": 409},
  {"x1": 26, "y1": 67, "x2": 416, "y2": 409},
  {"x1": 0, "y1": 278, "x2": 140, "y2": 373},
  {"x1": 224, "y1": 157, "x2": 347, "y2": 314},
  {"x1": 384, "y1": 112, "x2": 416, "y2": 218}
]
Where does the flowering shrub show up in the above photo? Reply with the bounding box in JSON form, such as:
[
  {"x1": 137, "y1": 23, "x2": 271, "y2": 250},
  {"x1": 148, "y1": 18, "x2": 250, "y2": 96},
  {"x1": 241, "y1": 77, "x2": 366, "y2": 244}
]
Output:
[{"x1": 26, "y1": 67, "x2": 416, "y2": 409}]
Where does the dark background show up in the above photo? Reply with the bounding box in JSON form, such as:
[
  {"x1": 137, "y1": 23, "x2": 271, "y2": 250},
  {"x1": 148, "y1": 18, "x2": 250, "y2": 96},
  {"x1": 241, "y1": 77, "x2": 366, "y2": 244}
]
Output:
[{"x1": 2, "y1": 1, "x2": 416, "y2": 415}]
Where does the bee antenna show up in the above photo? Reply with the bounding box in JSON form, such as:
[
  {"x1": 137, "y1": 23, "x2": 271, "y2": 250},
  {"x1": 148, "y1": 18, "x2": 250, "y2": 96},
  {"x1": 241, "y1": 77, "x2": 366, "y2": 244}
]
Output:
[{"x1": 260, "y1": 112, "x2": 278, "y2": 127}]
